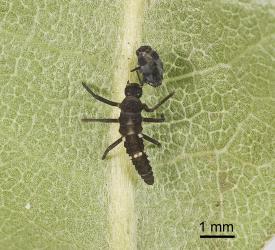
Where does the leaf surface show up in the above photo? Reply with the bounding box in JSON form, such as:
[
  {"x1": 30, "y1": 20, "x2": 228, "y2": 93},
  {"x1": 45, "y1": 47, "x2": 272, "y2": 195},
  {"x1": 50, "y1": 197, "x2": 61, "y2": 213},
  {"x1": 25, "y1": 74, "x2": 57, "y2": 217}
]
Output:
[{"x1": 0, "y1": 0, "x2": 274, "y2": 249}]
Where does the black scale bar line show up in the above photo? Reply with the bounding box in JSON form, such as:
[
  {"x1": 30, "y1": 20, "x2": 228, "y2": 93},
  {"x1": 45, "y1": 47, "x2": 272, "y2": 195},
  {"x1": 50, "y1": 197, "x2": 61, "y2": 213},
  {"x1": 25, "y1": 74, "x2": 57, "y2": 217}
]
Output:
[{"x1": 200, "y1": 235, "x2": 235, "y2": 239}]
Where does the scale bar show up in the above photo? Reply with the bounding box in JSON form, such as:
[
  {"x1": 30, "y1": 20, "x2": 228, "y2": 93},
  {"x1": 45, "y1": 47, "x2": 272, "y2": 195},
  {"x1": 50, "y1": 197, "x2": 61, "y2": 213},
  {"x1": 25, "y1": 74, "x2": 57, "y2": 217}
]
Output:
[{"x1": 200, "y1": 235, "x2": 235, "y2": 239}]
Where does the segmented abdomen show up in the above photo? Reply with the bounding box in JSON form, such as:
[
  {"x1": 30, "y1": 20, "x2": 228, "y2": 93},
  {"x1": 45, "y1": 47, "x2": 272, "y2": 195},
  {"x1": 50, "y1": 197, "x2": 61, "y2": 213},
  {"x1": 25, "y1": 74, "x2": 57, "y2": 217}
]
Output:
[{"x1": 124, "y1": 134, "x2": 154, "y2": 185}]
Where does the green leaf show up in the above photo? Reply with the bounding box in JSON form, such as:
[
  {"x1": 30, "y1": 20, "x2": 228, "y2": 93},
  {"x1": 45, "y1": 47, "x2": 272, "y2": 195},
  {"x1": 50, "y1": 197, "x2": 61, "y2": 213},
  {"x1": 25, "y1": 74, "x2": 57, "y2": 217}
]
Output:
[{"x1": 0, "y1": 1, "x2": 274, "y2": 249}]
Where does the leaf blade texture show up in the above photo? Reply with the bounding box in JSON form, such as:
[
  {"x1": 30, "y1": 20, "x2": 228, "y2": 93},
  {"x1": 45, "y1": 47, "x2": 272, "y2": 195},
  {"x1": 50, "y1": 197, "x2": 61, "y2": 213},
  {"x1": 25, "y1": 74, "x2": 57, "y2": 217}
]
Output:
[{"x1": 0, "y1": 0, "x2": 274, "y2": 249}]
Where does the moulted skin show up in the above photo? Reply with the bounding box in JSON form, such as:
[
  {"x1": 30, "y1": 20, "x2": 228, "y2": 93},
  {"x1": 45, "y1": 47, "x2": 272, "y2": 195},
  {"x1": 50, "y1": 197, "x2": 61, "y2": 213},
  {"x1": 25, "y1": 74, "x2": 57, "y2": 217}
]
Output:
[{"x1": 135, "y1": 45, "x2": 164, "y2": 86}]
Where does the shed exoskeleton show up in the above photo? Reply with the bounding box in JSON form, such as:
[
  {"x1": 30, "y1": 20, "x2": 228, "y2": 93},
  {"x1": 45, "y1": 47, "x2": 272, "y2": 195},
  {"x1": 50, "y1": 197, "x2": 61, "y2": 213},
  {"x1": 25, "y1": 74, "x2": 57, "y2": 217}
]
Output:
[{"x1": 131, "y1": 45, "x2": 164, "y2": 87}]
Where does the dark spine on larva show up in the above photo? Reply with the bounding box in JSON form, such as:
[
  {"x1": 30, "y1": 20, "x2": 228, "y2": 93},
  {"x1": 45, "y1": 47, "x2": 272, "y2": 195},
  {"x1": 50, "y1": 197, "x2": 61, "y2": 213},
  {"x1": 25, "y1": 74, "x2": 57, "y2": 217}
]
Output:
[{"x1": 124, "y1": 134, "x2": 154, "y2": 185}]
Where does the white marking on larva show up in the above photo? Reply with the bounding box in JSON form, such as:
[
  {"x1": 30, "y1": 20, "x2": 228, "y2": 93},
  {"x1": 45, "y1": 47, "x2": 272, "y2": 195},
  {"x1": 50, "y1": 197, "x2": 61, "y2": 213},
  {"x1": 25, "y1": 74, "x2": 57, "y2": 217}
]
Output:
[
  {"x1": 138, "y1": 134, "x2": 143, "y2": 138},
  {"x1": 25, "y1": 203, "x2": 31, "y2": 209},
  {"x1": 133, "y1": 152, "x2": 143, "y2": 158}
]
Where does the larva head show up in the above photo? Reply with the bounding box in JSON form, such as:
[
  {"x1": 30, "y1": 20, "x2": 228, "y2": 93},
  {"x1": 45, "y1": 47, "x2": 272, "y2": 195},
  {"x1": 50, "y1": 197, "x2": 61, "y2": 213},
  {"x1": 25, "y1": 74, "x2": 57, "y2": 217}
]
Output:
[{"x1": 125, "y1": 81, "x2": 142, "y2": 98}]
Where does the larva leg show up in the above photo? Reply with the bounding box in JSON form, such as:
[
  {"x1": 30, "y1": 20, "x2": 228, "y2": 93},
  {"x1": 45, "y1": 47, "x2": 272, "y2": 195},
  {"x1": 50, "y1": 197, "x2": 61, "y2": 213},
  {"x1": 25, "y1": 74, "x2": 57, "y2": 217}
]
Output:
[
  {"x1": 142, "y1": 134, "x2": 161, "y2": 147},
  {"x1": 143, "y1": 114, "x2": 165, "y2": 123},
  {"x1": 102, "y1": 137, "x2": 123, "y2": 160},
  {"x1": 82, "y1": 82, "x2": 120, "y2": 107},
  {"x1": 81, "y1": 118, "x2": 118, "y2": 123},
  {"x1": 143, "y1": 92, "x2": 175, "y2": 112}
]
